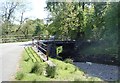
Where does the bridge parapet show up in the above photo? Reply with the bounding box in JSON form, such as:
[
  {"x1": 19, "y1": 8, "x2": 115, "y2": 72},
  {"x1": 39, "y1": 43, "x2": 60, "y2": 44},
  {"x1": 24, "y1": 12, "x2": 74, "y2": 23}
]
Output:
[{"x1": 32, "y1": 38, "x2": 76, "y2": 59}]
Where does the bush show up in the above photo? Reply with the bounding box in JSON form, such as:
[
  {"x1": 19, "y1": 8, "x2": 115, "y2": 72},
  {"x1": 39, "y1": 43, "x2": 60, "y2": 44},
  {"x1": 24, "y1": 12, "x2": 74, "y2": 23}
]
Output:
[
  {"x1": 64, "y1": 66, "x2": 68, "y2": 70},
  {"x1": 64, "y1": 58, "x2": 73, "y2": 64},
  {"x1": 74, "y1": 67, "x2": 78, "y2": 72},
  {"x1": 46, "y1": 65, "x2": 56, "y2": 78},
  {"x1": 24, "y1": 57, "x2": 29, "y2": 62},
  {"x1": 30, "y1": 62, "x2": 44, "y2": 75},
  {"x1": 15, "y1": 71, "x2": 24, "y2": 80},
  {"x1": 73, "y1": 78, "x2": 81, "y2": 83}
]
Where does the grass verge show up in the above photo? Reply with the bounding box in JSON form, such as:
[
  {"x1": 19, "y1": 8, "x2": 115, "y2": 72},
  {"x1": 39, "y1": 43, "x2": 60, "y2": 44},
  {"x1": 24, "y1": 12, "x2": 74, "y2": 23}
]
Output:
[{"x1": 15, "y1": 46, "x2": 103, "y2": 81}]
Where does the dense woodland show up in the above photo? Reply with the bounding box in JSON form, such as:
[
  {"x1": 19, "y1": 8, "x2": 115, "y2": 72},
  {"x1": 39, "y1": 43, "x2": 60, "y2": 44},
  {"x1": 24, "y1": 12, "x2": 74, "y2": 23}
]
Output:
[{"x1": 0, "y1": 1, "x2": 119, "y2": 61}]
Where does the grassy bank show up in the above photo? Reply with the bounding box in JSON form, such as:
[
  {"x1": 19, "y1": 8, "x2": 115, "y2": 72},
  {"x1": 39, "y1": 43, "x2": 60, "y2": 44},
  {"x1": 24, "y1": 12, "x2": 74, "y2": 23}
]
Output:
[{"x1": 15, "y1": 47, "x2": 102, "y2": 81}]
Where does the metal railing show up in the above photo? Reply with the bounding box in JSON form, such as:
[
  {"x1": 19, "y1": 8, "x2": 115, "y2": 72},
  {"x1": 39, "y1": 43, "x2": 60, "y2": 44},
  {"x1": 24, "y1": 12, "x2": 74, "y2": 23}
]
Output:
[{"x1": 33, "y1": 41, "x2": 49, "y2": 60}]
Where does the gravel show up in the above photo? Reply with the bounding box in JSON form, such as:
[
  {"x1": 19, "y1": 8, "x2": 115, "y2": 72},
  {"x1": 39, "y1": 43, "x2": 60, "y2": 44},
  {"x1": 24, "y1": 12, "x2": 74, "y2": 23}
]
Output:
[{"x1": 74, "y1": 62, "x2": 119, "y2": 81}]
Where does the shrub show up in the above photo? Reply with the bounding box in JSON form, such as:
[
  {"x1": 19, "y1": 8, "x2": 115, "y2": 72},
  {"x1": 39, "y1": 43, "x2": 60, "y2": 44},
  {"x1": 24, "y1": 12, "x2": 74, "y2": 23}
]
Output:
[
  {"x1": 46, "y1": 65, "x2": 56, "y2": 78},
  {"x1": 64, "y1": 58, "x2": 73, "y2": 64},
  {"x1": 73, "y1": 78, "x2": 82, "y2": 83},
  {"x1": 74, "y1": 67, "x2": 78, "y2": 72},
  {"x1": 30, "y1": 62, "x2": 44, "y2": 75},
  {"x1": 15, "y1": 71, "x2": 24, "y2": 80},
  {"x1": 64, "y1": 66, "x2": 68, "y2": 70},
  {"x1": 24, "y1": 57, "x2": 29, "y2": 62}
]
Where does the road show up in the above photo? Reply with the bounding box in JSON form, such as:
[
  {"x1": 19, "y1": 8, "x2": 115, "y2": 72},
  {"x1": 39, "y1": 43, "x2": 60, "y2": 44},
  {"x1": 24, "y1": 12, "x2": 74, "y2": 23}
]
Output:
[
  {"x1": 0, "y1": 41, "x2": 31, "y2": 81},
  {"x1": 0, "y1": 41, "x2": 119, "y2": 81},
  {"x1": 74, "y1": 62, "x2": 119, "y2": 81}
]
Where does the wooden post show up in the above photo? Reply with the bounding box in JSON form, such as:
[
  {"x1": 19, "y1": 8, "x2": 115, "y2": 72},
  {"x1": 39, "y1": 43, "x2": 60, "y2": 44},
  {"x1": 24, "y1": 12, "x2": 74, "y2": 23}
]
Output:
[
  {"x1": 49, "y1": 36, "x2": 57, "y2": 58},
  {"x1": 52, "y1": 41, "x2": 57, "y2": 58},
  {"x1": 32, "y1": 37, "x2": 34, "y2": 47},
  {"x1": 46, "y1": 45, "x2": 49, "y2": 61}
]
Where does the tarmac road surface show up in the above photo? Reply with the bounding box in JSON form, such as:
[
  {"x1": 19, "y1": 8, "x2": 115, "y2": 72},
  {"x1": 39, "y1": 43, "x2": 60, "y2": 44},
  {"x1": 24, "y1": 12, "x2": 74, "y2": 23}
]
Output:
[{"x1": 0, "y1": 41, "x2": 31, "y2": 81}]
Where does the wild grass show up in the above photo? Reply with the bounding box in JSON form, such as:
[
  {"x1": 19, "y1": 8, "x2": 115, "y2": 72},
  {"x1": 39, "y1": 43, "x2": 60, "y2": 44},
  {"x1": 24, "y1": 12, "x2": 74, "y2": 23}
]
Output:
[
  {"x1": 15, "y1": 71, "x2": 24, "y2": 80},
  {"x1": 30, "y1": 62, "x2": 46, "y2": 75},
  {"x1": 46, "y1": 65, "x2": 56, "y2": 78},
  {"x1": 64, "y1": 58, "x2": 73, "y2": 64},
  {"x1": 15, "y1": 46, "x2": 103, "y2": 81}
]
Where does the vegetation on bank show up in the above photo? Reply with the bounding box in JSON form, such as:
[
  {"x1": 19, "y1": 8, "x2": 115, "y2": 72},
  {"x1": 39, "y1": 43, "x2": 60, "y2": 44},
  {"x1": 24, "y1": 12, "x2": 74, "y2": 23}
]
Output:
[
  {"x1": 15, "y1": 47, "x2": 102, "y2": 81},
  {"x1": 1, "y1": 1, "x2": 118, "y2": 58}
]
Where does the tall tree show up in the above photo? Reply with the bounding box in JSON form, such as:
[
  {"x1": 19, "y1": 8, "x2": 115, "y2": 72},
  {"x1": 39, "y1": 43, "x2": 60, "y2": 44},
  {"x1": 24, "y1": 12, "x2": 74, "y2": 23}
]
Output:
[
  {"x1": 0, "y1": 0, "x2": 30, "y2": 35},
  {"x1": 46, "y1": 2, "x2": 86, "y2": 40}
]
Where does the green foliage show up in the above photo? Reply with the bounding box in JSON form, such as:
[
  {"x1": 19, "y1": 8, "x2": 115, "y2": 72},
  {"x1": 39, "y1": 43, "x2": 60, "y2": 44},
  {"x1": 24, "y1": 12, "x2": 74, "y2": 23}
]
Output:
[
  {"x1": 45, "y1": 2, "x2": 118, "y2": 55},
  {"x1": 1, "y1": 2, "x2": 118, "y2": 60},
  {"x1": 15, "y1": 71, "x2": 24, "y2": 80},
  {"x1": 64, "y1": 58, "x2": 73, "y2": 64},
  {"x1": 73, "y1": 78, "x2": 82, "y2": 82},
  {"x1": 46, "y1": 65, "x2": 56, "y2": 78},
  {"x1": 50, "y1": 58, "x2": 102, "y2": 81},
  {"x1": 1, "y1": 18, "x2": 46, "y2": 43},
  {"x1": 29, "y1": 47, "x2": 43, "y2": 62},
  {"x1": 74, "y1": 67, "x2": 78, "y2": 72},
  {"x1": 24, "y1": 57, "x2": 29, "y2": 62},
  {"x1": 20, "y1": 20, "x2": 35, "y2": 38},
  {"x1": 46, "y1": 2, "x2": 84, "y2": 40},
  {"x1": 15, "y1": 50, "x2": 102, "y2": 81},
  {"x1": 24, "y1": 47, "x2": 43, "y2": 63},
  {"x1": 23, "y1": 50, "x2": 30, "y2": 62},
  {"x1": 33, "y1": 26, "x2": 41, "y2": 36},
  {"x1": 33, "y1": 19, "x2": 47, "y2": 37},
  {"x1": 30, "y1": 62, "x2": 44, "y2": 75}
]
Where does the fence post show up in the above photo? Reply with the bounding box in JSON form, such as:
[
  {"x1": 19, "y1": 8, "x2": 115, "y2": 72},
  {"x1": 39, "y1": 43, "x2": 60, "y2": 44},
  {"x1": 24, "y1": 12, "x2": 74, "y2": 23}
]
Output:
[
  {"x1": 52, "y1": 41, "x2": 57, "y2": 58},
  {"x1": 48, "y1": 36, "x2": 57, "y2": 58},
  {"x1": 32, "y1": 37, "x2": 34, "y2": 47},
  {"x1": 46, "y1": 45, "x2": 49, "y2": 61}
]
